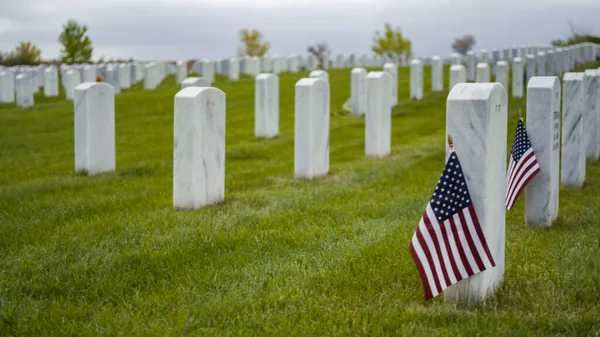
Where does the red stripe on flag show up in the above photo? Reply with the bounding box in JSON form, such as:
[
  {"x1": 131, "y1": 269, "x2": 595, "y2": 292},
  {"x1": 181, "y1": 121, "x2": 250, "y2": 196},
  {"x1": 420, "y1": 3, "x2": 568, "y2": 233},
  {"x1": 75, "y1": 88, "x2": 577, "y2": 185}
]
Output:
[
  {"x1": 506, "y1": 157, "x2": 540, "y2": 210},
  {"x1": 439, "y1": 218, "x2": 462, "y2": 282},
  {"x1": 422, "y1": 213, "x2": 451, "y2": 288},
  {"x1": 409, "y1": 242, "x2": 434, "y2": 300},
  {"x1": 449, "y1": 215, "x2": 474, "y2": 276},
  {"x1": 458, "y1": 210, "x2": 486, "y2": 272},
  {"x1": 416, "y1": 227, "x2": 442, "y2": 295},
  {"x1": 506, "y1": 150, "x2": 535, "y2": 199},
  {"x1": 467, "y1": 205, "x2": 496, "y2": 267}
]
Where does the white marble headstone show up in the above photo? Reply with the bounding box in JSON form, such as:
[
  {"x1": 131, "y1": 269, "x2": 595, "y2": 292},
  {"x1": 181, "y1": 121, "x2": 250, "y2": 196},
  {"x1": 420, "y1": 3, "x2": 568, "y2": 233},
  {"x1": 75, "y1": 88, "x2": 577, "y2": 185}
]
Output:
[
  {"x1": 74, "y1": 82, "x2": 115, "y2": 175},
  {"x1": 173, "y1": 87, "x2": 226, "y2": 209},
  {"x1": 201, "y1": 61, "x2": 215, "y2": 83},
  {"x1": 65, "y1": 70, "x2": 81, "y2": 101},
  {"x1": 255, "y1": 73, "x2": 279, "y2": 138},
  {"x1": 449, "y1": 64, "x2": 466, "y2": 90},
  {"x1": 105, "y1": 67, "x2": 121, "y2": 94},
  {"x1": 118, "y1": 64, "x2": 131, "y2": 89},
  {"x1": 366, "y1": 72, "x2": 392, "y2": 158},
  {"x1": 583, "y1": 69, "x2": 600, "y2": 160},
  {"x1": 181, "y1": 77, "x2": 211, "y2": 88},
  {"x1": 476, "y1": 63, "x2": 490, "y2": 83},
  {"x1": 536, "y1": 52, "x2": 546, "y2": 76},
  {"x1": 0, "y1": 71, "x2": 15, "y2": 103},
  {"x1": 309, "y1": 70, "x2": 329, "y2": 83},
  {"x1": 495, "y1": 61, "x2": 509, "y2": 92},
  {"x1": 228, "y1": 58, "x2": 240, "y2": 81},
  {"x1": 466, "y1": 51, "x2": 476, "y2": 81},
  {"x1": 431, "y1": 56, "x2": 443, "y2": 92},
  {"x1": 444, "y1": 82, "x2": 507, "y2": 304},
  {"x1": 383, "y1": 63, "x2": 398, "y2": 106},
  {"x1": 83, "y1": 65, "x2": 97, "y2": 83},
  {"x1": 452, "y1": 53, "x2": 462, "y2": 65},
  {"x1": 512, "y1": 57, "x2": 524, "y2": 98},
  {"x1": 561, "y1": 72, "x2": 586, "y2": 188},
  {"x1": 351, "y1": 67, "x2": 367, "y2": 116},
  {"x1": 176, "y1": 61, "x2": 187, "y2": 85},
  {"x1": 410, "y1": 59, "x2": 423, "y2": 100},
  {"x1": 15, "y1": 74, "x2": 34, "y2": 108},
  {"x1": 294, "y1": 78, "x2": 329, "y2": 179},
  {"x1": 480, "y1": 49, "x2": 489, "y2": 64},
  {"x1": 526, "y1": 55, "x2": 536, "y2": 84},
  {"x1": 525, "y1": 76, "x2": 561, "y2": 226}
]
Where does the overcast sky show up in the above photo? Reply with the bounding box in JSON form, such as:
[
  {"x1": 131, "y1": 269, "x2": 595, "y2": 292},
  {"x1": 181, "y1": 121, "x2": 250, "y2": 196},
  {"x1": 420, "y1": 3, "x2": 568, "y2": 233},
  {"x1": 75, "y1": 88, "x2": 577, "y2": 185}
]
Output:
[{"x1": 0, "y1": 0, "x2": 598, "y2": 61}]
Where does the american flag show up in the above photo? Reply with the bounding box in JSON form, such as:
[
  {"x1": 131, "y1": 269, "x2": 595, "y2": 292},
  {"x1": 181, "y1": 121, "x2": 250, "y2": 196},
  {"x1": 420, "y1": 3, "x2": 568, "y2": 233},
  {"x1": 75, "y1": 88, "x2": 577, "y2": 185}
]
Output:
[
  {"x1": 409, "y1": 150, "x2": 496, "y2": 300},
  {"x1": 505, "y1": 119, "x2": 540, "y2": 210}
]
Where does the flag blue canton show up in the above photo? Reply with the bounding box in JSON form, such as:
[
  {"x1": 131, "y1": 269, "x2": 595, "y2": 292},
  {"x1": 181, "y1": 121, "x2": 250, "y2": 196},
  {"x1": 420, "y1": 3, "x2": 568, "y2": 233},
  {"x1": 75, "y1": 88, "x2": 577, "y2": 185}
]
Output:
[
  {"x1": 511, "y1": 119, "x2": 532, "y2": 161},
  {"x1": 430, "y1": 152, "x2": 472, "y2": 223}
]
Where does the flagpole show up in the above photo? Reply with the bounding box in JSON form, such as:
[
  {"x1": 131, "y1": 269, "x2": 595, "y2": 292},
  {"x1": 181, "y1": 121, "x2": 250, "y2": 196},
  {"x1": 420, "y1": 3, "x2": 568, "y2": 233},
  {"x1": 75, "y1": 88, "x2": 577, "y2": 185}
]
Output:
[
  {"x1": 518, "y1": 109, "x2": 526, "y2": 219},
  {"x1": 448, "y1": 133, "x2": 461, "y2": 304}
]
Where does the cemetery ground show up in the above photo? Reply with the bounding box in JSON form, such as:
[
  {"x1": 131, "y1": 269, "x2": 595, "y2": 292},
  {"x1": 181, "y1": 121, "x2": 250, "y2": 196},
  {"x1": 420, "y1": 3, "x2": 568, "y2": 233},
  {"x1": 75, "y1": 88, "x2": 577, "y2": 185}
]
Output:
[{"x1": 1, "y1": 65, "x2": 599, "y2": 335}]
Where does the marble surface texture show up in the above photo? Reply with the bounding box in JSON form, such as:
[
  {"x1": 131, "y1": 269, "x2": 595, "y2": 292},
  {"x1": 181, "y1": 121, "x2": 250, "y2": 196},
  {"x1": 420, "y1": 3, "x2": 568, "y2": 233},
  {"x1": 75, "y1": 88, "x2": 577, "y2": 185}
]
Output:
[
  {"x1": 383, "y1": 63, "x2": 398, "y2": 106},
  {"x1": 181, "y1": 77, "x2": 211, "y2": 89},
  {"x1": 365, "y1": 72, "x2": 391, "y2": 158},
  {"x1": 476, "y1": 63, "x2": 490, "y2": 83},
  {"x1": 74, "y1": 82, "x2": 115, "y2": 175},
  {"x1": 173, "y1": 87, "x2": 226, "y2": 209},
  {"x1": 512, "y1": 58, "x2": 524, "y2": 98},
  {"x1": 525, "y1": 76, "x2": 561, "y2": 226},
  {"x1": 431, "y1": 57, "x2": 443, "y2": 92},
  {"x1": 449, "y1": 65, "x2": 466, "y2": 90},
  {"x1": 255, "y1": 73, "x2": 279, "y2": 138},
  {"x1": 495, "y1": 61, "x2": 509, "y2": 92},
  {"x1": 467, "y1": 51, "x2": 476, "y2": 81},
  {"x1": 351, "y1": 67, "x2": 367, "y2": 116},
  {"x1": 0, "y1": 71, "x2": 15, "y2": 103},
  {"x1": 410, "y1": 59, "x2": 423, "y2": 100},
  {"x1": 583, "y1": 69, "x2": 600, "y2": 160},
  {"x1": 561, "y1": 72, "x2": 586, "y2": 188},
  {"x1": 294, "y1": 78, "x2": 329, "y2": 179},
  {"x1": 444, "y1": 82, "x2": 507, "y2": 304},
  {"x1": 15, "y1": 73, "x2": 34, "y2": 108}
]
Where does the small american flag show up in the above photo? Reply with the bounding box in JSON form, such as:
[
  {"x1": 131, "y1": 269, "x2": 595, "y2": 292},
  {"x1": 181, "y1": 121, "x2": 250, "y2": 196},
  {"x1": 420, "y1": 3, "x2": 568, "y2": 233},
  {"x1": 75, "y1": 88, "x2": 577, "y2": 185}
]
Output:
[
  {"x1": 505, "y1": 119, "x2": 540, "y2": 210},
  {"x1": 409, "y1": 149, "x2": 496, "y2": 300}
]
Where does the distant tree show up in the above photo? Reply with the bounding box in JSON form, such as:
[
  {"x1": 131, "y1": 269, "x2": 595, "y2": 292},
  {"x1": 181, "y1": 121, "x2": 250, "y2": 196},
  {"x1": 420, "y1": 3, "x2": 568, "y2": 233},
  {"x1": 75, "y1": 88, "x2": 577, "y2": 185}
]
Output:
[
  {"x1": 59, "y1": 19, "x2": 93, "y2": 64},
  {"x1": 307, "y1": 42, "x2": 330, "y2": 69},
  {"x1": 237, "y1": 29, "x2": 270, "y2": 57},
  {"x1": 0, "y1": 42, "x2": 41, "y2": 66},
  {"x1": 551, "y1": 21, "x2": 599, "y2": 47},
  {"x1": 451, "y1": 35, "x2": 476, "y2": 56},
  {"x1": 371, "y1": 23, "x2": 412, "y2": 64}
]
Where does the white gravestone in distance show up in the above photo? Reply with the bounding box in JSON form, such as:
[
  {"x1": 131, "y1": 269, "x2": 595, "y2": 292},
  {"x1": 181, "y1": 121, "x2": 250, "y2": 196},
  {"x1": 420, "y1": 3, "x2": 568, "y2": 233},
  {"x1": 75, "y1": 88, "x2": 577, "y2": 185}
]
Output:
[
  {"x1": 526, "y1": 55, "x2": 536, "y2": 84},
  {"x1": 480, "y1": 49, "x2": 489, "y2": 64},
  {"x1": 525, "y1": 76, "x2": 561, "y2": 227},
  {"x1": 175, "y1": 61, "x2": 187, "y2": 85},
  {"x1": 449, "y1": 64, "x2": 466, "y2": 90},
  {"x1": 561, "y1": 72, "x2": 586, "y2": 187},
  {"x1": 512, "y1": 57, "x2": 524, "y2": 98},
  {"x1": 254, "y1": 73, "x2": 279, "y2": 138},
  {"x1": 173, "y1": 87, "x2": 226, "y2": 209},
  {"x1": 65, "y1": 70, "x2": 81, "y2": 101},
  {"x1": 0, "y1": 71, "x2": 15, "y2": 103},
  {"x1": 584, "y1": 69, "x2": 600, "y2": 160},
  {"x1": 452, "y1": 53, "x2": 462, "y2": 65},
  {"x1": 466, "y1": 51, "x2": 476, "y2": 81},
  {"x1": 228, "y1": 58, "x2": 240, "y2": 81},
  {"x1": 15, "y1": 74, "x2": 34, "y2": 108},
  {"x1": 83, "y1": 65, "x2": 97, "y2": 83},
  {"x1": 309, "y1": 70, "x2": 329, "y2": 83},
  {"x1": 351, "y1": 67, "x2": 367, "y2": 116},
  {"x1": 106, "y1": 66, "x2": 122, "y2": 94},
  {"x1": 495, "y1": 61, "x2": 509, "y2": 92},
  {"x1": 431, "y1": 56, "x2": 443, "y2": 92},
  {"x1": 201, "y1": 61, "x2": 215, "y2": 83},
  {"x1": 119, "y1": 64, "x2": 131, "y2": 89},
  {"x1": 74, "y1": 82, "x2": 116, "y2": 175},
  {"x1": 410, "y1": 59, "x2": 423, "y2": 100},
  {"x1": 476, "y1": 63, "x2": 490, "y2": 83},
  {"x1": 445, "y1": 82, "x2": 507, "y2": 304},
  {"x1": 43, "y1": 67, "x2": 59, "y2": 97},
  {"x1": 383, "y1": 63, "x2": 398, "y2": 106},
  {"x1": 365, "y1": 72, "x2": 392, "y2": 158},
  {"x1": 536, "y1": 52, "x2": 546, "y2": 76},
  {"x1": 181, "y1": 77, "x2": 211, "y2": 88},
  {"x1": 294, "y1": 78, "x2": 329, "y2": 179},
  {"x1": 546, "y1": 50, "x2": 555, "y2": 76}
]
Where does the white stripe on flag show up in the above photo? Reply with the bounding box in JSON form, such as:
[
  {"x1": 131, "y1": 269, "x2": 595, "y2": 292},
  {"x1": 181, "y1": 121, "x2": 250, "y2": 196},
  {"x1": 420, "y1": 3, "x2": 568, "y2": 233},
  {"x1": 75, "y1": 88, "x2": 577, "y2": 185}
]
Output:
[
  {"x1": 507, "y1": 162, "x2": 540, "y2": 208},
  {"x1": 452, "y1": 213, "x2": 481, "y2": 275},
  {"x1": 425, "y1": 206, "x2": 458, "y2": 285},
  {"x1": 418, "y1": 213, "x2": 449, "y2": 288},
  {"x1": 411, "y1": 236, "x2": 439, "y2": 298},
  {"x1": 462, "y1": 208, "x2": 494, "y2": 269},
  {"x1": 442, "y1": 219, "x2": 469, "y2": 279}
]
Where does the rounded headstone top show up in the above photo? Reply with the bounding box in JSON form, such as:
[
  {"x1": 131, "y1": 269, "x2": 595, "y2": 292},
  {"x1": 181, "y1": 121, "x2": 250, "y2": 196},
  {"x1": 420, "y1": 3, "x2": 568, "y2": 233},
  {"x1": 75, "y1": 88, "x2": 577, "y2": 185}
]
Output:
[
  {"x1": 448, "y1": 82, "x2": 507, "y2": 101},
  {"x1": 563, "y1": 72, "x2": 585, "y2": 81},
  {"x1": 527, "y1": 76, "x2": 560, "y2": 89}
]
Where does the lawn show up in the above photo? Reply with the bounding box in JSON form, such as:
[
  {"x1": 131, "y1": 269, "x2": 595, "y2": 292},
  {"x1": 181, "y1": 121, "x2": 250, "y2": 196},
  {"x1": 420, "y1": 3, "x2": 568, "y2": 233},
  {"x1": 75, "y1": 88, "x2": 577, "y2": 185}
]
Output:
[{"x1": 0, "y1": 64, "x2": 599, "y2": 336}]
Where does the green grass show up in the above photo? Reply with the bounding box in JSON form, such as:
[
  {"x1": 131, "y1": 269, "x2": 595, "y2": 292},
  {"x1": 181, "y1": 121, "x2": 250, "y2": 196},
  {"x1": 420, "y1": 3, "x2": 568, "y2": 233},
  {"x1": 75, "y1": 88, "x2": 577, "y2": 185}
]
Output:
[{"x1": 0, "y1": 65, "x2": 599, "y2": 336}]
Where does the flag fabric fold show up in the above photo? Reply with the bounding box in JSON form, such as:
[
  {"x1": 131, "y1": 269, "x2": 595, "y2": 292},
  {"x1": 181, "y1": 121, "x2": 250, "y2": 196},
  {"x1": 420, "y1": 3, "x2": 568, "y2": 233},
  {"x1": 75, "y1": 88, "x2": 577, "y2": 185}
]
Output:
[
  {"x1": 505, "y1": 119, "x2": 540, "y2": 210},
  {"x1": 409, "y1": 150, "x2": 496, "y2": 300}
]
